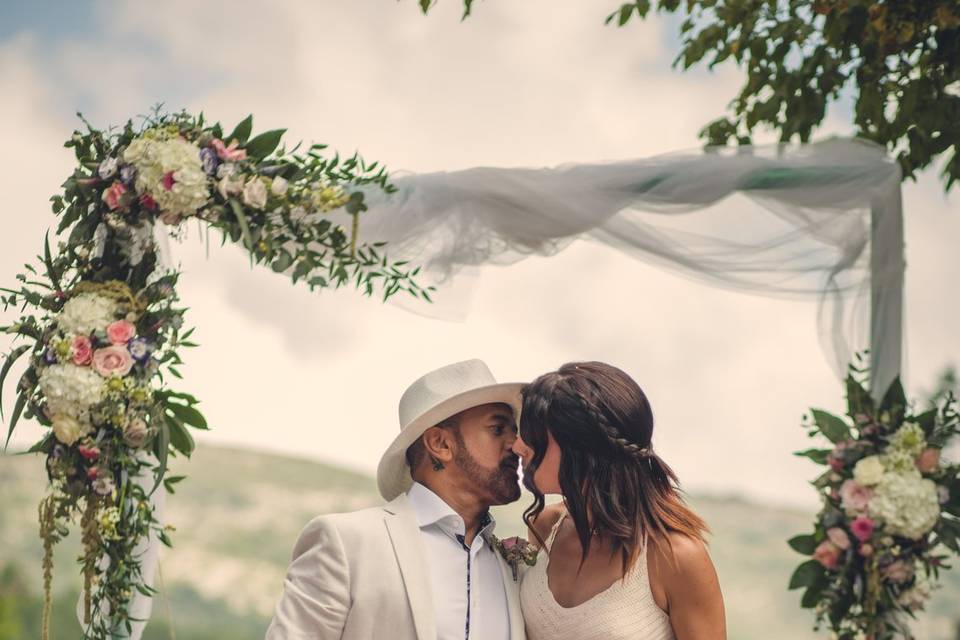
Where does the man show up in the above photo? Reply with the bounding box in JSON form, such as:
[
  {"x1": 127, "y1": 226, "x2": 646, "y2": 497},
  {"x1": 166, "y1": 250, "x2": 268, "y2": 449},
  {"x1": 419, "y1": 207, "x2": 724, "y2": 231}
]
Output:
[{"x1": 265, "y1": 359, "x2": 526, "y2": 640}]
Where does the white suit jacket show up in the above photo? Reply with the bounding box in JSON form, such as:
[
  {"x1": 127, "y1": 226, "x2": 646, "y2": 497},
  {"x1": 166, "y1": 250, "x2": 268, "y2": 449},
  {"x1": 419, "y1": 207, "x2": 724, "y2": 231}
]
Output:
[{"x1": 265, "y1": 494, "x2": 526, "y2": 640}]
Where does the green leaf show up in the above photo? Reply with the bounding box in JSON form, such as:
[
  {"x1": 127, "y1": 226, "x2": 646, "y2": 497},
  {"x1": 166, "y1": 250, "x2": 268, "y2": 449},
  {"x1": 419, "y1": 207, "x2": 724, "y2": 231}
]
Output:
[
  {"x1": 43, "y1": 231, "x2": 61, "y2": 291},
  {"x1": 150, "y1": 416, "x2": 170, "y2": 496},
  {"x1": 800, "y1": 579, "x2": 826, "y2": 608},
  {"x1": 271, "y1": 250, "x2": 294, "y2": 273},
  {"x1": 5, "y1": 392, "x2": 28, "y2": 451},
  {"x1": 879, "y1": 376, "x2": 907, "y2": 412},
  {"x1": 228, "y1": 199, "x2": 254, "y2": 253},
  {"x1": 811, "y1": 409, "x2": 850, "y2": 443},
  {"x1": 793, "y1": 448, "x2": 831, "y2": 465},
  {"x1": 166, "y1": 402, "x2": 209, "y2": 430},
  {"x1": 0, "y1": 344, "x2": 31, "y2": 421},
  {"x1": 245, "y1": 129, "x2": 286, "y2": 160},
  {"x1": 227, "y1": 115, "x2": 253, "y2": 145},
  {"x1": 787, "y1": 534, "x2": 818, "y2": 555},
  {"x1": 165, "y1": 414, "x2": 195, "y2": 457},
  {"x1": 788, "y1": 559, "x2": 825, "y2": 590},
  {"x1": 845, "y1": 374, "x2": 873, "y2": 416}
]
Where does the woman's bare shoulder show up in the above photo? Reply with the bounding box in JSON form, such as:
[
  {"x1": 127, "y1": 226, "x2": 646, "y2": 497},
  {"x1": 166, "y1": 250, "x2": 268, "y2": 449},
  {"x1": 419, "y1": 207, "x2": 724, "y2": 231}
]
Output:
[
  {"x1": 527, "y1": 502, "x2": 566, "y2": 547},
  {"x1": 649, "y1": 531, "x2": 715, "y2": 587}
]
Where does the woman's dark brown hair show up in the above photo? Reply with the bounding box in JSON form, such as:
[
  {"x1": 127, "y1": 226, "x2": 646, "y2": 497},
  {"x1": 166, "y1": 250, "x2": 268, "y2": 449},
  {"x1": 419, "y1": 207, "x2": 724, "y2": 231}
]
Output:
[{"x1": 520, "y1": 361, "x2": 708, "y2": 572}]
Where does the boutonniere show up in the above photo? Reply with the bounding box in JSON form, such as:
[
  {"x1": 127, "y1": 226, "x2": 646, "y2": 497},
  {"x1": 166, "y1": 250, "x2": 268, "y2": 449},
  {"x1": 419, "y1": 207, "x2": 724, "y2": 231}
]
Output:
[{"x1": 488, "y1": 534, "x2": 539, "y2": 581}]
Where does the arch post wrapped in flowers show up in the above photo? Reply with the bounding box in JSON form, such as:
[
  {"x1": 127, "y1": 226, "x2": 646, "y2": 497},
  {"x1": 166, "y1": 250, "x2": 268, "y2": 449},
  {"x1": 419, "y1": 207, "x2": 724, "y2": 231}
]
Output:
[
  {"x1": 0, "y1": 107, "x2": 428, "y2": 639},
  {"x1": 789, "y1": 356, "x2": 960, "y2": 639}
]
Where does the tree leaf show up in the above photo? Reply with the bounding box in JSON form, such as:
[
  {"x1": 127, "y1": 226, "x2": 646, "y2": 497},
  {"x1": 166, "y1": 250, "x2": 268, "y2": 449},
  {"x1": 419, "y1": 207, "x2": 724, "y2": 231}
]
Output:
[{"x1": 811, "y1": 409, "x2": 850, "y2": 443}]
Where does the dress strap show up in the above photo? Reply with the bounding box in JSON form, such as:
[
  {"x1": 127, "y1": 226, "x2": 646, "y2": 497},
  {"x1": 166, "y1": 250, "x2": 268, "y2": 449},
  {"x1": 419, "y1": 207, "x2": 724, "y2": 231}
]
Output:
[{"x1": 544, "y1": 511, "x2": 566, "y2": 551}]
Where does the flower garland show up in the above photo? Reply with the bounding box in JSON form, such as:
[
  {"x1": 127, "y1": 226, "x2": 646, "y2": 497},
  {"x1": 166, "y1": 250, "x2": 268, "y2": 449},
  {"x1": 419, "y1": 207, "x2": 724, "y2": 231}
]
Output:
[
  {"x1": 0, "y1": 107, "x2": 428, "y2": 639},
  {"x1": 789, "y1": 357, "x2": 960, "y2": 639}
]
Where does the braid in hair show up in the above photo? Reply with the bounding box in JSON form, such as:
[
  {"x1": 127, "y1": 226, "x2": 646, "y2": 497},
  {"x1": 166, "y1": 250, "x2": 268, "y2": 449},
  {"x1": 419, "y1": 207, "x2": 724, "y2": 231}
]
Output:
[{"x1": 573, "y1": 378, "x2": 655, "y2": 463}]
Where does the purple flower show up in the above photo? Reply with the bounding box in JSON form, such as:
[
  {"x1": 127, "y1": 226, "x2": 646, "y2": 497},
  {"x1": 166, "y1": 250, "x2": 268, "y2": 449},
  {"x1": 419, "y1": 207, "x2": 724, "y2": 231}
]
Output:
[
  {"x1": 43, "y1": 347, "x2": 58, "y2": 364},
  {"x1": 128, "y1": 338, "x2": 152, "y2": 362},
  {"x1": 120, "y1": 165, "x2": 137, "y2": 186},
  {"x1": 200, "y1": 147, "x2": 220, "y2": 176}
]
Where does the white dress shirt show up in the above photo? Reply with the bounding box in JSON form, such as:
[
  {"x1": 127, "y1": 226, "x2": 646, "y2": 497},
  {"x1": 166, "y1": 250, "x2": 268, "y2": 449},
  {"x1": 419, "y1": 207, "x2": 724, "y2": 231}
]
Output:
[{"x1": 407, "y1": 482, "x2": 511, "y2": 640}]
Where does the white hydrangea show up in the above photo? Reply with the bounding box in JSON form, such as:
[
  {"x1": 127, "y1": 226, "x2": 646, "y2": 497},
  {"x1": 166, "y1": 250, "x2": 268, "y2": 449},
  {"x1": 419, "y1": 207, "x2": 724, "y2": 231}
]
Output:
[
  {"x1": 57, "y1": 293, "x2": 116, "y2": 335},
  {"x1": 853, "y1": 455, "x2": 885, "y2": 486},
  {"x1": 124, "y1": 137, "x2": 209, "y2": 217},
  {"x1": 39, "y1": 363, "x2": 106, "y2": 420},
  {"x1": 869, "y1": 470, "x2": 940, "y2": 540}
]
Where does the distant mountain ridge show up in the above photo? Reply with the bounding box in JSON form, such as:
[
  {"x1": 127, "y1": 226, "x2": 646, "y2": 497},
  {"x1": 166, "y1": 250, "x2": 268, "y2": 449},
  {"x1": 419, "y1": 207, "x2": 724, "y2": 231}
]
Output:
[{"x1": 2, "y1": 444, "x2": 958, "y2": 639}]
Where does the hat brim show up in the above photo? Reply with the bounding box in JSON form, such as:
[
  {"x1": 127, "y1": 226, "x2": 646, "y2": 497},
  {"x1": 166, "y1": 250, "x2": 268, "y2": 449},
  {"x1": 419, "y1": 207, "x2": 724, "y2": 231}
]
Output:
[{"x1": 376, "y1": 382, "x2": 524, "y2": 500}]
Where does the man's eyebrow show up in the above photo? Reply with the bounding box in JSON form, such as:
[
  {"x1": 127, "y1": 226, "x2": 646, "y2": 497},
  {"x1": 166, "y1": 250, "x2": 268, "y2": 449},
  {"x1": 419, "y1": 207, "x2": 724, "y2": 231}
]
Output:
[{"x1": 488, "y1": 412, "x2": 514, "y2": 424}]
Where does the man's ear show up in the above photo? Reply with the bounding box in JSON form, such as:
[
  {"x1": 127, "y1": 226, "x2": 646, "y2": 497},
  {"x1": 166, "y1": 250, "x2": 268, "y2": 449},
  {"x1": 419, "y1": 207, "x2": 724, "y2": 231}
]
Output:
[{"x1": 422, "y1": 425, "x2": 454, "y2": 463}]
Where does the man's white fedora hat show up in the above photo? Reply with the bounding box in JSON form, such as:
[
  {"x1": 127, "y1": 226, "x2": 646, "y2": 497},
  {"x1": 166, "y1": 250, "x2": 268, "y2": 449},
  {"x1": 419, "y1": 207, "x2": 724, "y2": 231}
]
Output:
[{"x1": 377, "y1": 359, "x2": 523, "y2": 501}]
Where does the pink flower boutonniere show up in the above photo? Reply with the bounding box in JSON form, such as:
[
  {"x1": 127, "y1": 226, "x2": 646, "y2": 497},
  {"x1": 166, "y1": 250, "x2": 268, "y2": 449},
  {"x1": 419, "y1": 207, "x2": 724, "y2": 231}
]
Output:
[{"x1": 488, "y1": 534, "x2": 539, "y2": 581}]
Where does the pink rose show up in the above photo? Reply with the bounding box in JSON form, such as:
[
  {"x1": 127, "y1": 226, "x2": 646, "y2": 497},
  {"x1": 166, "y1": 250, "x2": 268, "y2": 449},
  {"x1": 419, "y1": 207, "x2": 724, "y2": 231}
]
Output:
[
  {"x1": 839, "y1": 479, "x2": 873, "y2": 514},
  {"x1": 78, "y1": 444, "x2": 100, "y2": 461},
  {"x1": 106, "y1": 320, "x2": 136, "y2": 345},
  {"x1": 101, "y1": 181, "x2": 127, "y2": 210},
  {"x1": 162, "y1": 170, "x2": 176, "y2": 191},
  {"x1": 71, "y1": 335, "x2": 93, "y2": 366},
  {"x1": 826, "y1": 527, "x2": 850, "y2": 550},
  {"x1": 93, "y1": 345, "x2": 135, "y2": 377},
  {"x1": 916, "y1": 448, "x2": 940, "y2": 474},
  {"x1": 858, "y1": 543, "x2": 874, "y2": 557},
  {"x1": 86, "y1": 467, "x2": 99, "y2": 480},
  {"x1": 882, "y1": 560, "x2": 914, "y2": 583},
  {"x1": 813, "y1": 541, "x2": 841, "y2": 570},
  {"x1": 851, "y1": 516, "x2": 875, "y2": 542},
  {"x1": 210, "y1": 138, "x2": 247, "y2": 162},
  {"x1": 501, "y1": 536, "x2": 519, "y2": 550}
]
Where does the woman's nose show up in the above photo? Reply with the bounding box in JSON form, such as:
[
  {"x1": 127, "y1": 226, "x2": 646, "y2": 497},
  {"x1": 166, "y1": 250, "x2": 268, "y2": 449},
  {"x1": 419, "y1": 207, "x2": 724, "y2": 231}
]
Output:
[{"x1": 512, "y1": 436, "x2": 529, "y2": 458}]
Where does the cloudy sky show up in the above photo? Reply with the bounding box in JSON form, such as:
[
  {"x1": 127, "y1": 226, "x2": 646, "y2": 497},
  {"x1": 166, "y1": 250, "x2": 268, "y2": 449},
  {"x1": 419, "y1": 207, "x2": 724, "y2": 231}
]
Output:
[{"x1": 1, "y1": 0, "x2": 957, "y2": 509}]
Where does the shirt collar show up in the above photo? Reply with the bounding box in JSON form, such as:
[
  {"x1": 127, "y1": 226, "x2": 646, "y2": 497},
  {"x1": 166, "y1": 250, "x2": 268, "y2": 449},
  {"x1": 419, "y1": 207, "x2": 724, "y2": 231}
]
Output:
[{"x1": 407, "y1": 482, "x2": 498, "y2": 540}]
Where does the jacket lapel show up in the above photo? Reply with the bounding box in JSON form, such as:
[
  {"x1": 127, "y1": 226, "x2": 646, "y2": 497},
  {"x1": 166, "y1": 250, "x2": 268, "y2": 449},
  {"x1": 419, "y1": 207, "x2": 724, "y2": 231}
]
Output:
[
  {"x1": 383, "y1": 495, "x2": 437, "y2": 640},
  {"x1": 493, "y1": 549, "x2": 527, "y2": 640}
]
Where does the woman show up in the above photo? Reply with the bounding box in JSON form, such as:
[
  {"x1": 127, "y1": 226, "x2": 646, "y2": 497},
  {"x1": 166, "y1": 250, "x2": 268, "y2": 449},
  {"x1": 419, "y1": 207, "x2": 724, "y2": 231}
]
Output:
[{"x1": 512, "y1": 361, "x2": 726, "y2": 640}]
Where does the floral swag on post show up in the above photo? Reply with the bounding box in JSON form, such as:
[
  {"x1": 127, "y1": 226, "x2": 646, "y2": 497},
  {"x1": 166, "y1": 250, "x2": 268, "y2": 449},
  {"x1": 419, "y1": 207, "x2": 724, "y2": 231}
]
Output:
[
  {"x1": 789, "y1": 355, "x2": 960, "y2": 639},
  {"x1": 0, "y1": 107, "x2": 429, "y2": 639}
]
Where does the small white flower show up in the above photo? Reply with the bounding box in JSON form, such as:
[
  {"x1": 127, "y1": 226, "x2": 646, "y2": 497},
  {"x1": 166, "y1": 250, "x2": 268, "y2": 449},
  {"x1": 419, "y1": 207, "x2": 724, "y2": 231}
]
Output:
[
  {"x1": 945, "y1": 80, "x2": 960, "y2": 98},
  {"x1": 271, "y1": 176, "x2": 289, "y2": 196},
  {"x1": 98, "y1": 157, "x2": 119, "y2": 179},
  {"x1": 51, "y1": 414, "x2": 90, "y2": 446},
  {"x1": 242, "y1": 177, "x2": 268, "y2": 209},
  {"x1": 216, "y1": 163, "x2": 238, "y2": 179}
]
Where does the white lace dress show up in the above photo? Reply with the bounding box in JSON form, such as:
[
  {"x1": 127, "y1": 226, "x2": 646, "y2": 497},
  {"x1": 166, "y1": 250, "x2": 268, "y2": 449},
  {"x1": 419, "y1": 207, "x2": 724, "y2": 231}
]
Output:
[{"x1": 520, "y1": 513, "x2": 676, "y2": 640}]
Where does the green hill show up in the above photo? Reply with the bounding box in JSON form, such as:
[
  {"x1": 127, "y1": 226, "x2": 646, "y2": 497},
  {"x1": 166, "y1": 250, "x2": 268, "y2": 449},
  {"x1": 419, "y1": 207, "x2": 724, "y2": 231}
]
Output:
[{"x1": 1, "y1": 445, "x2": 958, "y2": 639}]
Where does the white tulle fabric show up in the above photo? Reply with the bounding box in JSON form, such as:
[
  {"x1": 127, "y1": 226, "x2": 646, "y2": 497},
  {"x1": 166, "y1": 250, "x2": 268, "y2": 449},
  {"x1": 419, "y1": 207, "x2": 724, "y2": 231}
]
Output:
[{"x1": 354, "y1": 137, "x2": 904, "y2": 394}]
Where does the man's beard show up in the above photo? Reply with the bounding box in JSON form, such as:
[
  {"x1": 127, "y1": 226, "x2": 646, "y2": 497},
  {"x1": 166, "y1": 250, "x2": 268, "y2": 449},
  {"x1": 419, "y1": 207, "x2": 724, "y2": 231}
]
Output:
[{"x1": 452, "y1": 431, "x2": 521, "y2": 505}]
